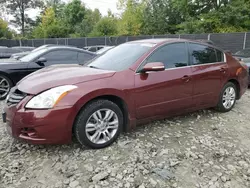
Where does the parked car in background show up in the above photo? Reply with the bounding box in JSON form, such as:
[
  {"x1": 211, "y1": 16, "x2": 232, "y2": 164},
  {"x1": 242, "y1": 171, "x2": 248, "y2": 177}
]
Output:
[
  {"x1": 232, "y1": 48, "x2": 250, "y2": 85},
  {"x1": 12, "y1": 46, "x2": 35, "y2": 52},
  {"x1": 0, "y1": 47, "x2": 23, "y2": 59},
  {"x1": 196, "y1": 39, "x2": 215, "y2": 45},
  {"x1": 0, "y1": 46, "x2": 96, "y2": 99},
  {"x1": 83, "y1": 45, "x2": 107, "y2": 52},
  {"x1": 11, "y1": 44, "x2": 61, "y2": 59},
  {"x1": 96, "y1": 46, "x2": 114, "y2": 55},
  {"x1": 234, "y1": 48, "x2": 250, "y2": 59},
  {"x1": 2, "y1": 39, "x2": 248, "y2": 149}
]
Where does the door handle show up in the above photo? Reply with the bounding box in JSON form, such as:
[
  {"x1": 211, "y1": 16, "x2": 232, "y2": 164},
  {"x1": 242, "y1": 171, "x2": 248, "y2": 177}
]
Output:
[
  {"x1": 182, "y1": 75, "x2": 191, "y2": 82},
  {"x1": 220, "y1": 68, "x2": 226, "y2": 73}
]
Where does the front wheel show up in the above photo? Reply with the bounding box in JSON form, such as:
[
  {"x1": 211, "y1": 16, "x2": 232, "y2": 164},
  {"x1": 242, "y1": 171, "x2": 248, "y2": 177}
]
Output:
[
  {"x1": 215, "y1": 82, "x2": 237, "y2": 112},
  {"x1": 0, "y1": 75, "x2": 13, "y2": 100},
  {"x1": 74, "y1": 100, "x2": 123, "y2": 149}
]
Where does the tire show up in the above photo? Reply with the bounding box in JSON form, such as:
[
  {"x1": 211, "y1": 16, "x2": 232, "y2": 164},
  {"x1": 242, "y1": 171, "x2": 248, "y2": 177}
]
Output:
[
  {"x1": 0, "y1": 74, "x2": 13, "y2": 100},
  {"x1": 74, "y1": 99, "x2": 123, "y2": 149},
  {"x1": 215, "y1": 82, "x2": 237, "y2": 113}
]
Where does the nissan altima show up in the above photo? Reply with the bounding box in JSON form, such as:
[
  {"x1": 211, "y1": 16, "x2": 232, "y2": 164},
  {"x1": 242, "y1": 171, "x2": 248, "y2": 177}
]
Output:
[{"x1": 2, "y1": 39, "x2": 248, "y2": 149}]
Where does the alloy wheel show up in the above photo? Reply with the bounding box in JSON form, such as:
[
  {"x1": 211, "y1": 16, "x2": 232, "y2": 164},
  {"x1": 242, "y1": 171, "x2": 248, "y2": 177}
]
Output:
[
  {"x1": 0, "y1": 76, "x2": 10, "y2": 99},
  {"x1": 222, "y1": 86, "x2": 236, "y2": 109},
  {"x1": 85, "y1": 108, "x2": 119, "y2": 145}
]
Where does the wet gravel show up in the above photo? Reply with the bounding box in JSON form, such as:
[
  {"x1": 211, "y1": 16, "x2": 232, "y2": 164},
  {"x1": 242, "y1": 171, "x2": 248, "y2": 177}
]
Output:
[{"x1": 0, "y1": 90, "x2": 250, "y2": 188}]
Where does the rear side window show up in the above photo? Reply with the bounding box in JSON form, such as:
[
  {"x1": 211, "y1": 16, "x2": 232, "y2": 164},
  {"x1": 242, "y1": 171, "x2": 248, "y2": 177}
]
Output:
[
  {"x1": 189, "y1": 43, "x2": 217, "y2": 65},
  {"x1": 146, "y1": 42, "x2": 189, "y2": 69},
  {"x1": 78, "y1": 52, "x2": 94, "y2": 63}
]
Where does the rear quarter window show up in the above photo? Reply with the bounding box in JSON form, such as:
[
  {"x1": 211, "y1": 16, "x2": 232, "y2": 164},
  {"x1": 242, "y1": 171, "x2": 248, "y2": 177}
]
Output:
[
  {"x1": 216, "y1": 49, "x2": 224, "y2": 62},
  {"x1": 78, "y1": 52, "x2": 94, "y2": 63},
  {"x1": 189, "y1": 43, "x2": 217, "y2": 65}
]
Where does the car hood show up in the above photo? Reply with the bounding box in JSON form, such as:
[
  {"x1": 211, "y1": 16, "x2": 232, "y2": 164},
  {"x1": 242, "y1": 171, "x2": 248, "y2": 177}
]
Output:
[
  {"x1": 0, "y1": 58, "x2": 23, "y2": 64},
  {"x1": 17, "y1": 64, "x2": 116, "y2": 95}
]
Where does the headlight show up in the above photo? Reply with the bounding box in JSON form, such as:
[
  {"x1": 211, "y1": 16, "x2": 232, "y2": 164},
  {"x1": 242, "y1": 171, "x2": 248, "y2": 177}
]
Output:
[{"x1": 25, "y1": 85, "x2": 77, "y2": 109}]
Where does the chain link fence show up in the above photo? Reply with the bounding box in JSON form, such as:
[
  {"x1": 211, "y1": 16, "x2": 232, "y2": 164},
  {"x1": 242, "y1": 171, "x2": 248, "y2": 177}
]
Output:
[{"x1": 0, "y1": 32, "x2": 249, "y2": 53}]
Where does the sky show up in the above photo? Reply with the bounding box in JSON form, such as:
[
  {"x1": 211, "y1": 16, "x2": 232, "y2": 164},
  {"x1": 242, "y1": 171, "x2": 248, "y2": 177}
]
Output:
[
  {"x1": 27, "y1": 0, "x2": 120, "y2": 19},
  {"x1": 80, "y1": 0, "x2": 120, "y2": 15},
  {"x1": 5, "y1": 0, "x2": 120, "y2": 32}
]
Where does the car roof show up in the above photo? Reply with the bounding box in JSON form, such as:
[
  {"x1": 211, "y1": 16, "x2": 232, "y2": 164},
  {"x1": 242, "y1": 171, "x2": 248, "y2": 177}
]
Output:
[
  {"x1": 128, "y1": 38, "x2": 225, "y2": 52},
  {"x1": 45, "y1": 46, "x2": 96, "y2": 55},
  {"x1": 12, "y1": 46, "x2": 34, "y2": 48},
  {"x1": 84, "y1": 45, "x2": 107, "y2": 48},
  {"x1": 128, "y1": 38, "x2": 185, "y2": 44},
  {"x1": 128, "y1": 38, "x2": 217, "y2": 45}
]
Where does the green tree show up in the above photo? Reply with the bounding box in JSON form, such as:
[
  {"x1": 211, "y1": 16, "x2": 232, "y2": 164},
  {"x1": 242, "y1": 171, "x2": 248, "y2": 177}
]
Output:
[
  {"x1": 142, "y1": 0, "x2": 184, "y2": 34},
  {"x1": 90, "y1": 16, "x2": 118, "y2": 36},
  {"x1": 117, "y1": 0, "x2": 145, "y2": 35},
  {"x1": 45, "y1": 0, "x2": 65, "y2": 17},
  {"x1": 74, "y1": 8, "x2": 101, "y2": 37},
  {"x1": 0, "y1": 0, "x2": 43, "y2": 36},
  {"x1": 178, "y1": 0, "x2": 250, "y2": 33},
  {"x1": 32, "y1": 7, "x2": 68, "y2": 38},
  {"x1": 0, "y1": 18, "x2": 13, "y2": 39},
  {"x1": 63, "y1": 0, "x2": 86, "y2": 33}
]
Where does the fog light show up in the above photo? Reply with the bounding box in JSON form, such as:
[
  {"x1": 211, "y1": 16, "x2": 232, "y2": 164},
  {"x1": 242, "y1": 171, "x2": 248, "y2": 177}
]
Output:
[{"x1": 20, "y1": 128, "x2": 37, "y2": 138}]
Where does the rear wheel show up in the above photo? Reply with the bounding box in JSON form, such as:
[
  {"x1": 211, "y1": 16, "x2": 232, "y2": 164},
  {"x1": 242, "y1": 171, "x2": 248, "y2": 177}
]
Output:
[
  {"x1": 215, "y1": 82, "x2": 237, "y2": 112},
  {"x1": 74, "y1": 100, "x2": 123, "y2": 149},
  {"x1": 0, "y1": 75, "x2": 12, "y2": 100}
]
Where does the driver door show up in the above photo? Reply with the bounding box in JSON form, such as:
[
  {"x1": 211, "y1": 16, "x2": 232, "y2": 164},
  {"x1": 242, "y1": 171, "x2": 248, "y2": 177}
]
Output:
[{"x1": 134, "y1": 42, "x2": 194, "y2": 119}]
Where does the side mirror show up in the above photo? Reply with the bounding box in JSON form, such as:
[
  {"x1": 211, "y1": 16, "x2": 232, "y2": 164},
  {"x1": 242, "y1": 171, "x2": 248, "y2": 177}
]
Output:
[
  {"x1": 141, "y1": 62, "x2": 165, "y2": 73},
  {"x1": 36, "y1": 57, "x2": 47, "y2": 66}
]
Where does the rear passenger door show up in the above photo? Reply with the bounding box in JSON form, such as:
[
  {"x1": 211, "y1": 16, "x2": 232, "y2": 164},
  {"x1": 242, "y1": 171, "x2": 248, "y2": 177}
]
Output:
[{"x1": 188, "y1": 42, "x2": 228, "y2": 108}]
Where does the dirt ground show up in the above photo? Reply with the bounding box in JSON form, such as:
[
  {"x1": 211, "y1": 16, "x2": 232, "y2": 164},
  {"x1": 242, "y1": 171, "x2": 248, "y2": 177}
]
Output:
[{"x1": 0, "y1": 90, "x2": 250, "y2": 188}]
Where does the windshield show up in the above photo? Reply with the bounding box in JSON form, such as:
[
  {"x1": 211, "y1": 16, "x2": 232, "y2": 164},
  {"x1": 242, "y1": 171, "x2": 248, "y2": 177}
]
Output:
[
  {"x1": 86, "y1": 43, "x2": 154, "y2": 71},
  {"x1": 32, "y1": 45, "x2": 48, "y2": 52},
  {"x1": 20, "y1": 48, "x2": 48, "y2": 62}
]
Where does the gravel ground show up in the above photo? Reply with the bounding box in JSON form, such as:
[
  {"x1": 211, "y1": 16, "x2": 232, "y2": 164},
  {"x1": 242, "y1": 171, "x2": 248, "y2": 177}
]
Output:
[{"x1": 0, "y1": 91, "x2": 250, "y2": 188}]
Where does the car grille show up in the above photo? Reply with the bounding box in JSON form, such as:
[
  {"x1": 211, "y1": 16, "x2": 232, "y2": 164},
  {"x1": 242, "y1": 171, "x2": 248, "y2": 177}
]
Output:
[{"x1": 7, "y1": 87, "x2": 27, "y2": 106}]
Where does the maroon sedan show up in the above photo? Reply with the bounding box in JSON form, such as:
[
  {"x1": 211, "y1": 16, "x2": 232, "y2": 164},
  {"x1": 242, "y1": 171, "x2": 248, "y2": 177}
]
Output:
[{"x1": 2, "y1": 39, "x2": 248, "y2": 149}]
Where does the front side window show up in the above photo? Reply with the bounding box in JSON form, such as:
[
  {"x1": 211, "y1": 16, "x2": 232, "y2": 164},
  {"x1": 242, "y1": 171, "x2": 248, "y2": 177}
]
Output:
[
  {"x1": 146, "y1": 43, "x2": 189, "y2": 69},
  {"x1": 189, "y1": 43, "x2": 217, "y2": 65}
]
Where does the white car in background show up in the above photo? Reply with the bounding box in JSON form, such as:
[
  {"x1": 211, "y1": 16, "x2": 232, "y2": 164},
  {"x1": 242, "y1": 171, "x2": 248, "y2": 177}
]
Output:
[{"x1": 96, "y1": 46, "x2": 114, "y2": 55}]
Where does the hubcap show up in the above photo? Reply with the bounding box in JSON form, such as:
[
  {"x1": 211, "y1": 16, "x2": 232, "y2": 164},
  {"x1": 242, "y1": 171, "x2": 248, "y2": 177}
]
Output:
[
  {"x1": 222, "y1": 87, "x2": 236, "y2": 109},
  {"x1": 0, "y1": 77, "x2": 10, "y2": 99},
  {"x1": 85, "y1": 109, "x2": 119, "y2": 144}
]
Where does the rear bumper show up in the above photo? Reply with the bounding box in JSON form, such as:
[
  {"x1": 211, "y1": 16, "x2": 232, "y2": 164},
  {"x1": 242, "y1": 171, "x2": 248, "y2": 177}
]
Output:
[
  {"x1": 238, "y1": 70, "x2": 249, "y2": 98},
  {"x1": 3, "y1": 97, "x2": 75, "y2": 145}
]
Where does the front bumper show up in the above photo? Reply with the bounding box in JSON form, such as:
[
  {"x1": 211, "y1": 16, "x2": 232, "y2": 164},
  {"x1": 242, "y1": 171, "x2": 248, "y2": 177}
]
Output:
[{"x1": 3, "y1": 96, "x2": 75, "y2": 145}]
